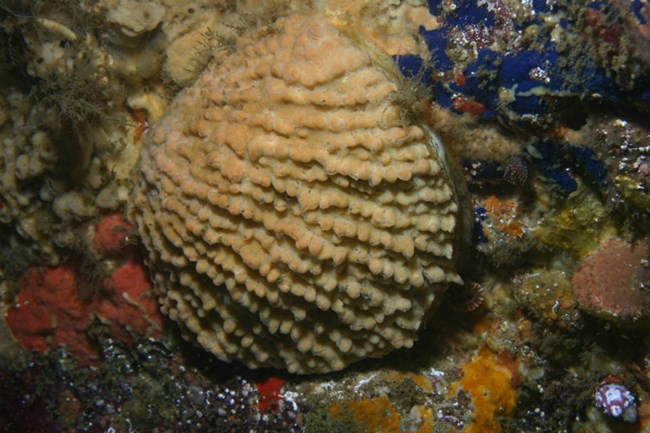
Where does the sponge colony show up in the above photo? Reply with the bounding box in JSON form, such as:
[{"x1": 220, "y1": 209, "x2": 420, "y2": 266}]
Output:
[{"x1": 129, "y1": 15, "x2": 461, "y2": 373}]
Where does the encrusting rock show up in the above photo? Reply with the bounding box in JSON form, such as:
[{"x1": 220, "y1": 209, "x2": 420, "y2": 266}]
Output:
[
  {"x1": 129, "y1": 15, "x2": 462, "y2": 373},
  {"x1": 572, "y1": 237, "x2": 650, "y2": 325}
]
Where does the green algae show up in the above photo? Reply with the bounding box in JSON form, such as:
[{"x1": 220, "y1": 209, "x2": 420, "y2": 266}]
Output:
[
  {"x1": 514, "y1": 268, "x2": 582, "y2": 331},
  {"x1": 534, "y1": 185, "x2": 617, "y2": 257}
]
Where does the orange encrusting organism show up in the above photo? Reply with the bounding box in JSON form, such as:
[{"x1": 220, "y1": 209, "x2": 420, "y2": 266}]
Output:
[
  {"x1": 448, "y1": 348, "x2": 517, "y2": 433},
  {"x1": 484, "y1": 195, "x2": 524, "y2": 238}
]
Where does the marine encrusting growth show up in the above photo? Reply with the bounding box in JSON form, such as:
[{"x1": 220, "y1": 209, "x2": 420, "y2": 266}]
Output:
[{"x1": 129, "y1": 15, "x2": 461, "y2": 373}]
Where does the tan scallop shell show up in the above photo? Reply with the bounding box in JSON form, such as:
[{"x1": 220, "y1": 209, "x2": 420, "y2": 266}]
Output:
[{"x1": 129, "y1": 14, "x2": 461, "y2": 373}]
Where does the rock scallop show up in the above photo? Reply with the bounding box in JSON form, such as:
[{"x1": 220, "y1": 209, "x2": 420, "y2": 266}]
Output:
[{"x1": 129, "y1": 14, "x2": 462, "y2": 373}]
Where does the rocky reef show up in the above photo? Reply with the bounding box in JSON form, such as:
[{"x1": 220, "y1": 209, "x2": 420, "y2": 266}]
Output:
[{"x1": 0, "y1": 1, "x2": 649, "y2": 432}]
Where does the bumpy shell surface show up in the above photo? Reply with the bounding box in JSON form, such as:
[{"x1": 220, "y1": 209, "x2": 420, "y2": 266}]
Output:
[{"x1": 129, "y1": 15, "x2": 461, "y2": 373}]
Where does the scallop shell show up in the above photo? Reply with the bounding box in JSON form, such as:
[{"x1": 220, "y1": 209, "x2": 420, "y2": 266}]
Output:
[{"x1": 129, "y1": 15, "x2": 462, "y2": 373}]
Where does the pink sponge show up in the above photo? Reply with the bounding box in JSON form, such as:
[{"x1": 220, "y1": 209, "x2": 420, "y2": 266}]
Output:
[
  {"x1": 95, "y1": 258, "x2": 164, "y2": 341},
  {"x1": 6, "y1": 266, "x2": 96, "y2": 363},
  {"x1": 92, "y1": 213, "x2": 134, "y2": 256},
  {"x1": 572, "y1": 238, "x2": 649, "y2": 323}
]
